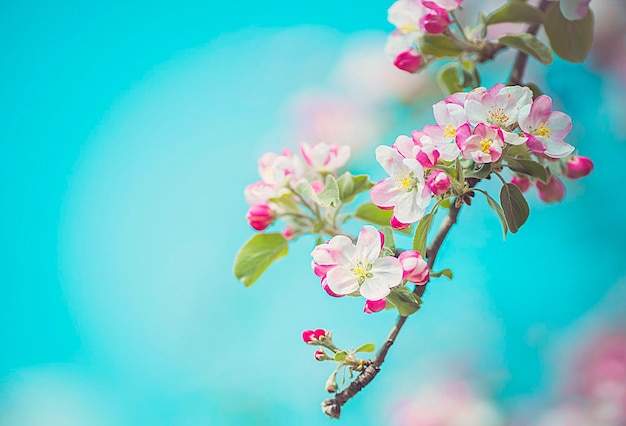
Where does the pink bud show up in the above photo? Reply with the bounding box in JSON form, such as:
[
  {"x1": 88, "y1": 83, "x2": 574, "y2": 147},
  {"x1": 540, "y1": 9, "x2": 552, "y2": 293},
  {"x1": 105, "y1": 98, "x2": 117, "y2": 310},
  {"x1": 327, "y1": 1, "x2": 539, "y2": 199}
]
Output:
[
  {"x1": 416, "y1": 148, "x2": 440, "y2": 169},
  {"x1": 302, "y1": 328, "x2": 328, "y2": 344},
  {"x1": 378, "y1": 230, "x2": 385, "y2": 249},
  {"x1": 313, "y1": 328, "x2": 327, "y2": 339},
  {"x1": 321, "y1": 277, "x2": 344, "y2": 298},
  {"x1": 510, "y1": 175, "x2": 531, "y2": 193},
  {"x1": 310, "y1": 180, "x2": 324, "y2": 193},
  {"x1": 564, "y1": 156, "x2": 594, "y2": 179},
  {"x1": 398, "y1": 250, "x2": 430, "y2": 285},
  {"x1": 536, "y1": 176, "x2": 566, "y2": 203},
  {"x1": 314, "y1": 349, "x2": 327, "y2": 361},
  {"x1": 282, "y1": 225, "x2": 296, "y2": 240},
  {"x1": 364, "y1": 299, "x2": 387, "y2": 314},
  {"x1": 246, "y1": 204, "x2": 275, "y2": 231},
  {"x1": 420, "y1": 11, "x2": 451, "y2": 34},
  {"x1": 394, "y1": 50, "x2": 422, "y2": 73},
  {"x1": 426, "y1": 170, "x2": 451, "y2": 195},
  {"x1": 391, "y1": 215, "x2": 411, "y2": 231}
]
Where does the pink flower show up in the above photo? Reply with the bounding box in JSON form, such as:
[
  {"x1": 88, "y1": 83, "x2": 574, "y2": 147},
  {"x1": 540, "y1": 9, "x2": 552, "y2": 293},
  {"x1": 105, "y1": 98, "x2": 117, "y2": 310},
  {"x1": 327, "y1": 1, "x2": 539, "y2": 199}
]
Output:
[
  {"x1": 398, "y1": 250, "x2": 429, "y2": 285},
  {"x1": 511, "y1": 175, "x2": 531, "y2": 193},
  {"x1": 391, "y1": 215, "x2": 411, "y2": 231},
  {"x1": 456, "y1": 123, "x2": 505, "y2": 163},
  {"x1": 299, "y1": 142, "x2": 351, "y2": 173},
  {"x1": 420, "y1": 9, "x2": 451, "y2": 34},
  {"x1": 394, "y1": 50, "x2": 423, "y2": 73},
  {"x1": 246, "y1": 204, "x2": 275, "y2": 231},
  {"x1": 465, "y1": 84, "x2": 532, "y2": 145},
  {"x1": 393, "y1": 133, "x2": 441, "y2": 168},
  {"x1": 518, "y1": 95, "x2": 574, "y2": 158},
  {"x1": 244, "y1": 181, "x2": 280, "y2": 206},
  {"x1": 321, "y1": 277, "x2": 344, "y2": 298},
  {"x1": 426, "y1": 170, "x2": 451, "y2": 195},
  {"x1": 258, "y1": 149, "x2": 304, "y2": 186},
  {"x1": 560, "y1": 0, "x2": 591, "y2": 21},
  {"x1": 536, "y1": 175, "x2": 566, "y2": 203},
  {"x1": 564, "y1": 155, "x2": 594, "y2": 179},
  {"x1": 322, "y1": 226, "x2": 403, "y2": 300},
  {"x1": 364, "y1": 299, "x2": 387, "y2": 314},
  {"x1": 370, "y1": 145, "x2": 432, "y2": 224},
  {"x1": 302, "y1": 328, "x2": 328, "y2": 344},
  {"x1": 311, "y1": 237, "x2": 355, "y2": 279}
]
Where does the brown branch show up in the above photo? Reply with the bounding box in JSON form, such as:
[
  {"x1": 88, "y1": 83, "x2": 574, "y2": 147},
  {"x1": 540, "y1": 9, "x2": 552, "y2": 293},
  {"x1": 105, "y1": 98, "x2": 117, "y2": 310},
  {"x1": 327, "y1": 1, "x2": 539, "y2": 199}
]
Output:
[{"x1": 508, "y1": 0, "x2": 551, "y2": 85}]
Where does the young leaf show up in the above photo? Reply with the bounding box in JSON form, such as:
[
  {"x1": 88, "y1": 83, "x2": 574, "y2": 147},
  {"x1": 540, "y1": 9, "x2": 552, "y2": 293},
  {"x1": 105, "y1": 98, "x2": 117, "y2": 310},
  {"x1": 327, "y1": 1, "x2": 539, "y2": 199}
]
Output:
[
  {"x1": 499, "y1": 34, "x2": 553, "y2": 65},
  {"x1": 355, "y1": 343, "x2": 376, "y2": 354},
  {"x1": 485, "y1": 1, "x2": 545, "y2": 25},
  {"x1": 379, "y1": 226, "x2": 396, "y2": 252},
  {"x1": 430, "y1": 268, "x2": 453, "y2": 280},
  {"x1": 334, "y1": 351, "x2": 348, "y2": 362},
  {"x1": 412, "y1": 211, "x2": 435, "y2": 256},
  {"x1": 418, "y1": 34, "x2": 464, "y2": 58},
  {"x1": 544, "y1": 2, "x2": 594, "y2": 63},
  {"x1": 476, "y1": 188, "x2": 508, "y2": 239},
  {"x1": 386, "y1": 286, "x2": 422, "y2": 317},
  {"x1": 296, "y1": 175, "x2": 340, "y2": 208},
  {"x1": 233, "y1": 233, "x2": 289, "y2": 287},
  {"x1": 353, "y1": 203, "x2": 412, "y2": 235},
  {"x1": 500, "y1": 183, "x2": 530, "y2": 233},
  {"x1": 438, "y1": 63, "x2": 461, "y2": 95},
  {"x1": 465, "y1": 162, "x2": 492, "y2": 179},
  {"x1": 505, "y1": 157, "x2": 549, "y2": 183},
  {"x1": 336, "y1": 172, "x2": 374, "y2": 203}
]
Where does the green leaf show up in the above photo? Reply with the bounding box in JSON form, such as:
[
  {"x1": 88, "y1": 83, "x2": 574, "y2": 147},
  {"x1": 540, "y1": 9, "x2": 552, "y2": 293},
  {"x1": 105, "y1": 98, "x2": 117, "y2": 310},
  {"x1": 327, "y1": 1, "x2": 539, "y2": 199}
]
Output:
[
  {"x1": 379, "y1": 226, "x2": 396, "y2": 252},
  {"x1": 486, "y1": 1, "x2": 545, "y2": 25},
  {"x1": 353, "y1": 203, "x2": 412, "y2": 235},
  {"x1": 430, "y1": 268, "x2": 453, "y2": 280},
  {"x1": 386, "y1": 286, "x2": 422, "y2": 317},
  {"x1": 500, "y1": 183, "x2": 530, "y2": 233},
  {"x1": 334, "y1": 351, "x2": 348, "y2": 362},
  {"x1": 233, "y1": 233, "x2": 289, "y2": 287},
  {"x1": 455, "y1": 158, "x2": 464, "y2": 183},
  {"x1": 460, "y1": 59, "x2": 481, "y2": 89},
  {"x1": 336, "y1": 172, "x2": 374, "y2": 203},
  {"x1": 465, "y1": 162, "x2": 492, "y2": 179},
  {"x1": 505, "y1": 157, "x2": 549, "y2": 183},
  {"x1": 499, "y1": 33, "x2": 553, "y2": 65},
  {"x1": 419, "y1": 34, "x2": 464, "y2": 58},
  {"x1": 438, "y1": 63, "x2": 461, "y2": 95},
  {"x1": 544, "y1": 2, "x2": 594, "y2": 63},
  {"x1": 476, "y1": 188, "x2": 508, "y2": 239},
  {"x1": 412, "y1": 211, "x2": 435, "y2": 256},
  {"x1": 296, "y1": 175, "x2": 340, "y2": 208},
  {"x1": 355, "y1": 343, "x2": 376, "y2": 354}
]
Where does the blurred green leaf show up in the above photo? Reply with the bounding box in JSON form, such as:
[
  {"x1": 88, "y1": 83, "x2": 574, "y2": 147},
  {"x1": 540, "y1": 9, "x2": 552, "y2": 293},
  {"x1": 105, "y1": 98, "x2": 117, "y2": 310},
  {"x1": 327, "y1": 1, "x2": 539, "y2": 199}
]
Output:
[
  {"x1": 499, "y1": 33, "x2": 553, "y2": 65},
  {"x1": 486, "y1": 1, "x2": 545, "y2": 25},
  {"x1": 355, "y1": 343, "x2": 376, "y2": 353},
  {"x1": 233, "y1": 233, "x2": 289, "y2": 287},
  {"x1": 505, "y1": 157, "x2": 549, "y2": 183},
  {"x1": 296, "y1": 175, "x2": 340, "y2": 208},
  {"x1": 438, "y1": 63, "x2": 461, "y2": 95},
  {"x1": 476, "y1": 188, "x2": 508, "y2": 239},
  {"x1": 500, "y1": 183, "x2": 530, "y2": 233},
  {"x1": 334, "y1": 351, "x2": 348, "y2": 362},
  {"x1": 353, "y1": 203, "x2": 412, "y2": 235},
  {"x1": 412, "y1": 211, "x2": 435, "y2": 256},
  {"x1": 430, "y1": 268, "x2": 453, "y2": 279},
  {"x1": 419, "y1": 34, "x2": 464, "y2": 58},
  {"x1": 544, "y1": 2, "x2": 594, "y2": 63},
  {"x1": 386, "y1": 286, "x2": 422, "y2": 317},
  {"x1": 336, "y1": 172, "x2": 374, "y2": 203}
]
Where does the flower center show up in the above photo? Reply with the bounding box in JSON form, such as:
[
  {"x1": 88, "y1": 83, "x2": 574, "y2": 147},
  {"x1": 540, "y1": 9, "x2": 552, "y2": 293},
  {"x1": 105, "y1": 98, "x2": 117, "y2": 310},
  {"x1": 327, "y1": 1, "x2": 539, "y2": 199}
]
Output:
[
  {"x1": 352, "y1": 261, "x2": 373, "y2": 285},
  {"x1": 443, "y1": 124, "x2": 456, "y2": 138},
  {"x1": 400, "y1": 23, "x2": 419, "y2": 33},
  {"x1": 396, "y1": 171, "x2": 418, "y2": 192},
  {"x1": 488, "y1": 107, "x2": 509, "y2": 127},
  {"x1": 480, "y1": 138, "x2": 493, "y2": 154},
  {"x1": 536, "y1": 121, "x2": 552, "y2": 138}
]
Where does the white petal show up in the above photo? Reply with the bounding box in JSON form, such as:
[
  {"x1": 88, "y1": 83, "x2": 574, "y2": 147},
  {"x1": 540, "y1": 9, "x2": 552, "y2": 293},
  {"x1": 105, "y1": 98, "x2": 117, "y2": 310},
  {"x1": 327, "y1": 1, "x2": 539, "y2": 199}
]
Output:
[
  {"x1": 356, "y1": 225, "x2": 382, "y2": 264},
  {"x1": 327, "y1": 267, "x2": 359, "y2": 295}
]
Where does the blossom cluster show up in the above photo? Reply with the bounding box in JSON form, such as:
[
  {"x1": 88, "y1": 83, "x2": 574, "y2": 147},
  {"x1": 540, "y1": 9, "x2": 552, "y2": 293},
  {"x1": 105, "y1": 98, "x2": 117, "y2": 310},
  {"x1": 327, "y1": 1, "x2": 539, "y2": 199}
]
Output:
[
  {"x1": 244, "y1": 142, "x2": 351, "y2": 234},
  {"x1": 385, "y1": 0, "x2": 463, "y2": 73},
  {"x1": 311, "y1": 225, "x2": 429, "y2": 313}
]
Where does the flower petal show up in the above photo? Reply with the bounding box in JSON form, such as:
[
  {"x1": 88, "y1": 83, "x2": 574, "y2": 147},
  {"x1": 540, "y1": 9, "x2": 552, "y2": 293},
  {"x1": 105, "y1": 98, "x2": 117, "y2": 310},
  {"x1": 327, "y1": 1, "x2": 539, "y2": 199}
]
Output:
[{"x1": 326, "y1": 266, "x2": 359, "y2": 295}]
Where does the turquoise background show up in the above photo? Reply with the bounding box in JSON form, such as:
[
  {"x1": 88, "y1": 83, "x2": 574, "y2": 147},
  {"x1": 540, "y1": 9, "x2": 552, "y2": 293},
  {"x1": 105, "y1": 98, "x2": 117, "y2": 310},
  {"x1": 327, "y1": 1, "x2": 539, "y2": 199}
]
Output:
[{"x1": 1, "y1": 1, "x2": 625, "y2": 424}]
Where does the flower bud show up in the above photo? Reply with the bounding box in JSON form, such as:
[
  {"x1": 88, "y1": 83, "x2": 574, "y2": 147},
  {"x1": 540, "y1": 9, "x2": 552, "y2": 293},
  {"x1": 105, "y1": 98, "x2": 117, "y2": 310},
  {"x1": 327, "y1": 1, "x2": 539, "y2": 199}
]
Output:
[
  {"x1": 325, "y1": 372, "x2": 338, "y2": 393},
  {"x1": 420, "y1": 11, "x2": 451, "y2": 34},
  {"x1": 415, "y1": 148, "x2": 440, "y2": 169},
  {"x1": 246, "y1": 204, "x2": 275, "y2": 231},
  {"x1": 310, "y1": 180, "x2": 324, "y2": 194},
  {"x1": 564, "y1": 156, "x2": 593, "y2": 179},
  {"x1": 426, "y1": 170, "x2": 451, "y2": 195},
  {"x1": 394, "y1": 50, "x2": 422, "y2": 73},
  {"x1": 282, "y1": 225, "x2": 296, "y2": 240},
  {"x1": 321, "y1": 277, "x2": 344, "y2": 298},
  {"x1": 510, "y1": 175, "x2": 531, "y2": 193},
  {"x1": 314, "y1": 349, "x2": 330, "y2": 361},
  {"x1": 364, "y1": 299, "x2": 387, "y2": 314},
  {"x1": 398, "y1": 250, "x2": 429, "y2": 285},
  {"x1": 302, "y1": 328, "x2": 328, "y2": 344},
  {"x1": 391, "y1": 215, "x2": 411, "y2": 231},
  {"x1": 536, "y1": 176, "x2": 566, "y2": 203}
]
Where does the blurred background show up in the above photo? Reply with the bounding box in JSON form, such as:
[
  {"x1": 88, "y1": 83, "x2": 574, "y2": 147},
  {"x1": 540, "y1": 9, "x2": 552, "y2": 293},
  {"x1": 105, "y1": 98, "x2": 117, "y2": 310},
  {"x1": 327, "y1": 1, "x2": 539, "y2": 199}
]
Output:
[{"x1": 1, "y1": 0, "x2": 625, "y2": 424}]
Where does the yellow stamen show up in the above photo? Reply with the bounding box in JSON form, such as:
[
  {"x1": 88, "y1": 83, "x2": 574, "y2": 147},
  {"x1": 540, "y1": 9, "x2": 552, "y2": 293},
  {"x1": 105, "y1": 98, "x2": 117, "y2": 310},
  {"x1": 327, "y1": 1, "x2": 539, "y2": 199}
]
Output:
[
  {"x1": 488, "y1": 108, "x2": 509, "y2": 127},
  {"x1": 536, "y1": 121, "x2": 551, "y2": 138},
  {"x1": 443, "y1": 124, "x2": 456, "y2": 138},
  {"x1": 400, "y1": 23, "x2": 419, "y2": 33},
  {"x1": 396, "y1": 171, "x2": 417, "y2": 192},
  {"x1": 480, "y1": 138, "x2": 493, "y2": 154}
]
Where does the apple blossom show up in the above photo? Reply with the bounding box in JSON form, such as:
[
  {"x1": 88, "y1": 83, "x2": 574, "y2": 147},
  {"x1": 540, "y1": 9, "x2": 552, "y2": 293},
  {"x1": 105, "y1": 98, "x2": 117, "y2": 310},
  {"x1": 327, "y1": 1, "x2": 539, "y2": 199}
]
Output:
[
  {"x1": 258, "y1": 148, "x2": 305, "y2": 186},
  {"x1": 420, "y1": 8, "x2": 451, "y2": 34},
  {"x1": 426, "y1": 170, "x2": 451, "y2": 195},
  {"x1": 518, "y1": 95, "x2": 575, "y2": 158},
  {"x1": 510, "y1": 175, "x2": 531, "y2": 193},
  {"x1": 391, "y1": 215, "x2": 411, "y2": 231},
  {"x1": 370, "y1": 145, "x2": 432, "y2": 224},
  {"x1": 321, "y1": 278, "x2": 345, "y2": 298},
  {"x1": 364, "y1": 299, "x2": 387, "y2": 314},
  {"x1": 564, "y1": 155, "x2": 594, "y2": 179},
  {"x1": 321, "y1": 226, "x2": 403, "y2": 300},
  {"x1": 311, "y1": 237, "x2": 355, "y2": 279},
  {"x1": 394, "y1": 50, "x2": 423, "y2": 73},
  {"x1": 536, "y1": 175, "x2": 566, "y2": 203},
  {"x1": 423, "y1": 0, "x2": 463, "y2": 11},
  {"x1": 456, "y1": 123, "x2": 505, "y2": 163},
  {"x1": 398, "y1": 250, "x2": 430, "y2": 285},
  {"x1": 465, "y1": 84, "x2": 532, "y2": 145},
  {"x1": 302, "y1": 328, "x2": 328, "y2": 344},
  {"x1": 246, "y1": 204, "x2": 275, "y2": 231},
  {"x1": 314, "y1": 349, "x2": 331, "y2": 361},
  {"x1": 244, "y1": 181, "x2": 280, "y2": 206},
  {"x1": 300, "y1": 142, "x2": 351, "y2": 173}
]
